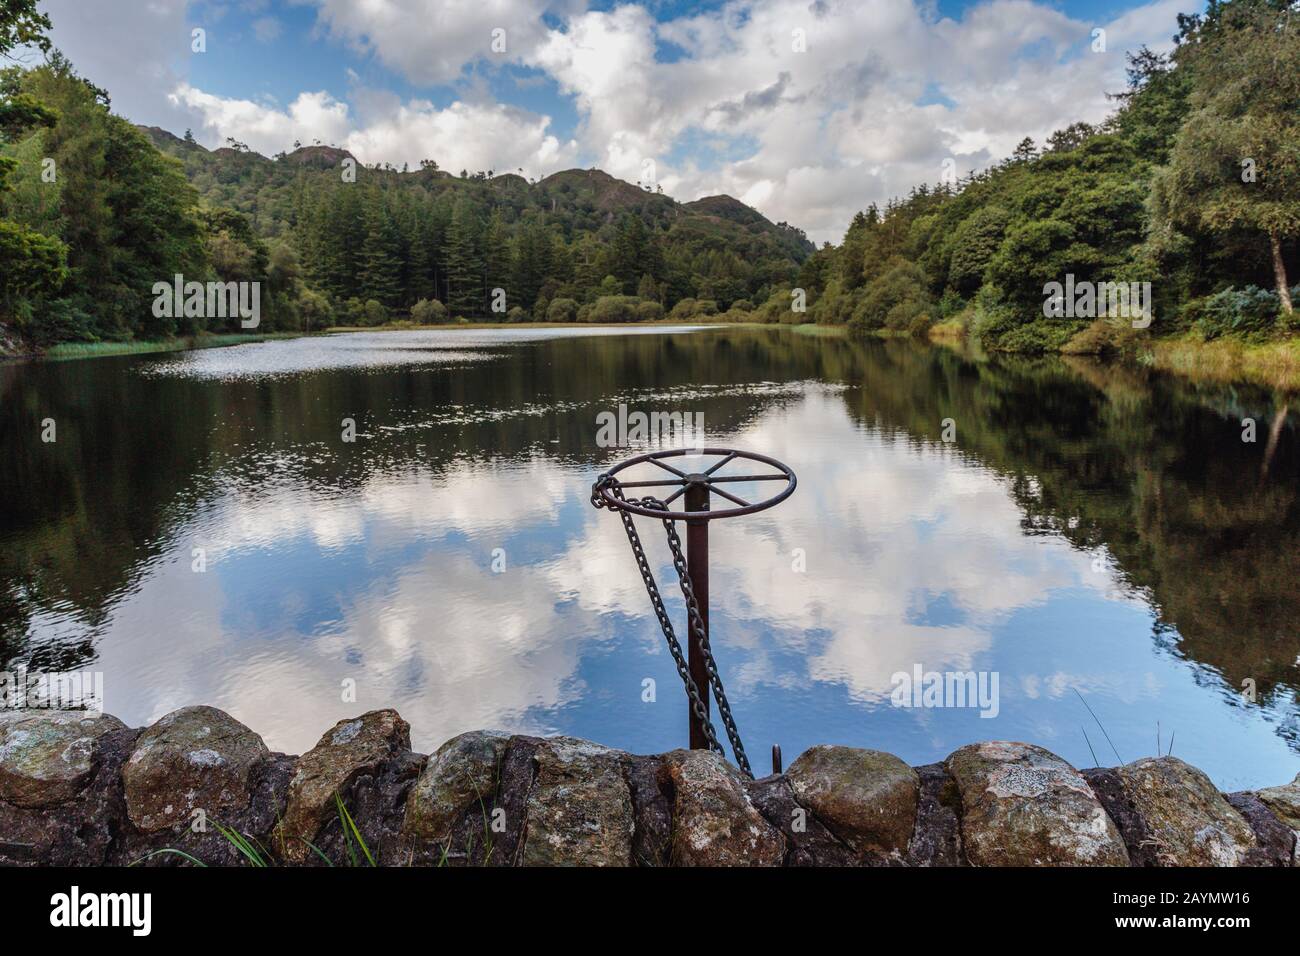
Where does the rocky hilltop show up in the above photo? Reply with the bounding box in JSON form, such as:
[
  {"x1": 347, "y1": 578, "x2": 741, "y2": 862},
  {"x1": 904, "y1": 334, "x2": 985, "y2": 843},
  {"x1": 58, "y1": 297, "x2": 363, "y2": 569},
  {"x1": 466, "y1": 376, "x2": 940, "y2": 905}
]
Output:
[{"x1": 1, "y1": 707, "x2": 1296, "y2": 867}]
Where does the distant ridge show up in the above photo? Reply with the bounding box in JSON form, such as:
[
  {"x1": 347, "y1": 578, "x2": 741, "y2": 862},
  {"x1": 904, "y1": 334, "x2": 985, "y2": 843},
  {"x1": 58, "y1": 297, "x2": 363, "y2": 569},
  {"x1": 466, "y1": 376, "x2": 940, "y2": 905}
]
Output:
[{"x1": 137, "y1": 125, "x2": 814, "y2": 258}]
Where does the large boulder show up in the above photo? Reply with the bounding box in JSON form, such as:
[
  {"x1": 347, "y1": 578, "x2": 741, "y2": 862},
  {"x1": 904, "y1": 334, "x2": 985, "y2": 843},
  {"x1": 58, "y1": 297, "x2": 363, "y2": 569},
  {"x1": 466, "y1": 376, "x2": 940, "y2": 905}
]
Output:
[
  {"x1": 1112, "y1": 757, "x2": 1255, "y2": 866},
  {"x1": 122, "y1": 706, "x2": 268, "y2": 832},
  {"x1": 0, "y1": 711, "x2": 127, "y2": 808},
  {"x1": 404, "y1": 730, "x2": 509, "y2": 850},
  {"x1": 1255, "y1": 773, "x2": 1300, "y2": 830},
  {"x1": 785, "y1": 744, "x2": 919, "y2": 860},
  {"x1": 520, "y1": 737, "x2": 634, "y2": 866},
  {"x1": 746, "y1": 775, "x2": 860, "y2": 866},
  {"x1": 663, "y1": 749, "x2": 784, "y2": 866},
  {"x1": 1255, "y1": 774, "x2": 1300, "y2": 866},
  {"x1": 278, "y1": 710, "x2": 410, "y2": 862},
  {"x1": 946, "y1": 741, "x2": 1128, "y2": 866}
]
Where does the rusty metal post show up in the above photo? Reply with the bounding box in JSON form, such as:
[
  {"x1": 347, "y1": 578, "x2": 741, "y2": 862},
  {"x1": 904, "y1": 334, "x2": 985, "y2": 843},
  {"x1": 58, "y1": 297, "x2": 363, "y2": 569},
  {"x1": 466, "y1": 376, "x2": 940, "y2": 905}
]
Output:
[{"x1": 684, "y1": 480, "x2": 711, "y2": 749}]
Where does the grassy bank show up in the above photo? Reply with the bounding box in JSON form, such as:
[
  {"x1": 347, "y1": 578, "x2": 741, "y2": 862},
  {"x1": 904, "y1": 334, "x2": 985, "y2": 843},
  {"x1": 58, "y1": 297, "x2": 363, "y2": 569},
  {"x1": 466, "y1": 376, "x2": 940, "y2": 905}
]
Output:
[
  {"x1": 40, "y1": 332, "x2": 307, "y2": 361},
  {"x1": 1145, "y1": 336, "x2": 1300, "y2": 392}
]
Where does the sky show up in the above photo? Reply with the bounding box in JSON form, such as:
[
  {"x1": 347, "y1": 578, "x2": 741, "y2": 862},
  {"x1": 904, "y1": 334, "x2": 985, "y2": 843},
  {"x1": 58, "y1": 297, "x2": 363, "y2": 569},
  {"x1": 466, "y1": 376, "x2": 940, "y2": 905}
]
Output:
[{"x1": 32, "y1": 0, "x2": 1205, "y2": 244}]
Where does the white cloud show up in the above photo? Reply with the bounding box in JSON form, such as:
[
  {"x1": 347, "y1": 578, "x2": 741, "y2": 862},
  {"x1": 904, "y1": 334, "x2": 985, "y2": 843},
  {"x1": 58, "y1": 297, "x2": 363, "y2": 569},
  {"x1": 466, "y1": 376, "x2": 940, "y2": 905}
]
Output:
[
  {"x1": 169, "y1": 83, "x2": 580, "y2": 177},
  {"x1": 48, "y1": 0, "x2": 1204, "y2": 242},
  {"x1": 521, "y1": 0, "x2": 1202, "y2": 242},
  {"x1": 305, "y1": 0, "x2": 555, "y2": 85},
  {"x1": 342, "y1": 97, "x2": 580, "y2": 175},
  {"x1": 170, "y1": 85, "x2": 352, "y2": 150}
]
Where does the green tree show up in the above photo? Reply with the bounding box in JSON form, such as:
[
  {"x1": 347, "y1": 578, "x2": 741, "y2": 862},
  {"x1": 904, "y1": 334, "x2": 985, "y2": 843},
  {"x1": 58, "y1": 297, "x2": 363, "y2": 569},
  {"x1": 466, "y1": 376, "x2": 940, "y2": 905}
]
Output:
[
  {"x1": 358, "y1": 190, "x2": 402, "y2": 308},
  {"x1": 0, "y1": 0, "x2": 51, "y2": 56},
  {"x1": 1150, "y1": 1, "x2": 1299, "y2": 313},
  {"x1": 947, "y1": 206, "x2": 1009, "y2": 295},
  {"x1": 444, "y1": 198, "x2": 483, "y2": 315}
]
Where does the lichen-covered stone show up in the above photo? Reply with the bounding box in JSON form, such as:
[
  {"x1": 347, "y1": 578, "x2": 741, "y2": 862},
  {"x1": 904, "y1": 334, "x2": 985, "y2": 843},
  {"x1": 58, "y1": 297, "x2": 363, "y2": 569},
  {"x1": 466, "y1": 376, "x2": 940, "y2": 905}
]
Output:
[
  {"x1": 1113, "y1": 757, "x2": 1255, "y2": 866},
  {"x1": 663, "y1": 749, "x2": 784, "y2": 866},
  {"x1": 947, "y1": 741, "x2": 1128, "y2": 866},
  {"x1": 746, "y1": 774, "x2": 859, "y2": 865},
  {"x1": 907, "y1": 762, "x2": 964, "y2": 866},
  {"x1": 1224, "y1": 791, "x2": 1296, "y2": 867},
  {"x1": 520, "y1": 737, "x2": 634, "y2": 866},
  {"x1": 403, "y1": 730, "x2": 508, "y2": 846},
  {"x1": 0, "y1": 720, "x2": 137, "y2": 866},
  {"x1": 1082, "y1": 766, "x2": 1160, "y2": 866},
  {"x1": 1253, "y1": 775, "x2": 1300, "y2": 866},
  {"x1": 627, "y1": 754, "x2": 672, "y2": 866},
  {"x1": 278, "y1": 709, "x2": 410, "y2": 862},
  {"x1": 0, "y1": 711, "x2": 127, "y2": 808},
  {"x1": 786, "y1": 744, "x2": 919, "y2": 859},
  {"x1": 1255, "y1": 773, "x2": 1300, "y2": 830},
  {"x1": 123, "y1": 706, "x2": 268, "y2": 832}
]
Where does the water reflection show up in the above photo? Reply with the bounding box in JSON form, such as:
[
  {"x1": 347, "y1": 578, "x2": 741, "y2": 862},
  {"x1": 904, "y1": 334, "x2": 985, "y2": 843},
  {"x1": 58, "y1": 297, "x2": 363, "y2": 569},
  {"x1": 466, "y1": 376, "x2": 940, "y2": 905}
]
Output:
[{"x1": 1, "y1": 327, "x2": 1296, "y2": 789}]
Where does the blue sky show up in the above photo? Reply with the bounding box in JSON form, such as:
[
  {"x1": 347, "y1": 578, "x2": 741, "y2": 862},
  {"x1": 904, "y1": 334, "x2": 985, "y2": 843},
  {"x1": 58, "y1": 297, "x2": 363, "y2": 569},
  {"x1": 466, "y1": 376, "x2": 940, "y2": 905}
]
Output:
[{"x1": 40, "y1": 0, "x2": 1204, "y2": 241}]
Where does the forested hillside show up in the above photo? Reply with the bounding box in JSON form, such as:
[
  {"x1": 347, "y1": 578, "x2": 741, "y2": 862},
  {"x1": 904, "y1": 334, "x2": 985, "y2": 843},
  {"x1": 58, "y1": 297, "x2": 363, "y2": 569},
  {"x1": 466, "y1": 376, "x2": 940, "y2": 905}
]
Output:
[
  {"x1": 0, "y1": 0, "x2": 812, "y2": 350},
  {"x1": 2, "y1": 0, "x2": 1297, "y2": 355},
  {"x1": 140, "y1": 127, "x2": 813, "y2": 328},
  {"x1": 793, "y1": 0, "x2": 1299, "y2": 353}
]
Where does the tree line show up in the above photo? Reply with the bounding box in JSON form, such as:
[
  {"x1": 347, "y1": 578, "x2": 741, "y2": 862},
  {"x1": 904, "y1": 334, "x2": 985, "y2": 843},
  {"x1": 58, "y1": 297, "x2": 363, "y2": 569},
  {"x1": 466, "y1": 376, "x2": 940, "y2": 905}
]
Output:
[
  {"x1": 0, "y1": 0, "x2": 812, "y2": 347},
  {"x1": 3, "y1": 0, "x2": 1296, "y2": 351},
  {"x1": 790, "y1": 0, "x2": 1299, "y2": 353}
]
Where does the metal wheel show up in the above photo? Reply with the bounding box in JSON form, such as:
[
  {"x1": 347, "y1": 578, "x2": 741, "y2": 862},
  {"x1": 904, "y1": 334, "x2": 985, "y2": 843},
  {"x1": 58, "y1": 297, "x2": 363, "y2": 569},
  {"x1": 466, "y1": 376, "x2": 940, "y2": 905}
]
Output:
[{"x1": 592, "y1": 447, "x2": 796, "y2": 522}]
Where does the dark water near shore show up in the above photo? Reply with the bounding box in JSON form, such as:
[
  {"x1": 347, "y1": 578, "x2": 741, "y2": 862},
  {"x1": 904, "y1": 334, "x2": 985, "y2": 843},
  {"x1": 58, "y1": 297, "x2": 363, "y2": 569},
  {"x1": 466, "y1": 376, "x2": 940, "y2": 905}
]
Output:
[{"x1": 2, "y1": 326, "x2": 1297, "y2": 789}]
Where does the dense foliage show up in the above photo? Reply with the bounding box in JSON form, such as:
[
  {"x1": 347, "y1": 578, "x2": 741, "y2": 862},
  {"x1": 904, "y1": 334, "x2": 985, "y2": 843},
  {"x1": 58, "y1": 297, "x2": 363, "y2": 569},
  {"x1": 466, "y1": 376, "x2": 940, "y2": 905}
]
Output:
[
  {"x1": 2, "y1": 0, "x2": 1297, "y2": 353},
  {"x1": 0, "y1": 7, "x2": 810, "y2": 346},
  {"x1": 792, "y1": 0, "x2": 1299, "y2": 352},
  {"x1": 147, "y1": 139, "x2": 811, "y2": 328}
]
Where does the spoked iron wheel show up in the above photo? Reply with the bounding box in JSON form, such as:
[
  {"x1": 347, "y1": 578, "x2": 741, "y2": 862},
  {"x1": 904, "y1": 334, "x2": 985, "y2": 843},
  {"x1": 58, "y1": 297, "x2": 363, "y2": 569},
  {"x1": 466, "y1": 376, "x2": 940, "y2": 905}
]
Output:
[
  {"x1": 591, "y1": 447, "x2": 796, "y2": 521},
  {"x1": 591, "y1": 448, "x2": 797, "y2": 777}
]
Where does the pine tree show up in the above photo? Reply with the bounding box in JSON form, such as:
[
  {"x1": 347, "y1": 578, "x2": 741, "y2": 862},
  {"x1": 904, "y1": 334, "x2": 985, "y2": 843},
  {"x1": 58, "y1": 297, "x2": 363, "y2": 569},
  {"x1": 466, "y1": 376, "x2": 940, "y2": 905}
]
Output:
[
  {"x1": 445, "y1": 199, "x2": 484, "y2": 315},
  {"x1": 484, "y1": 209, "x2": 511, "y2": 307},
  {"x1": 358, "y1": 189, "x2": 402, "y2": 308}
]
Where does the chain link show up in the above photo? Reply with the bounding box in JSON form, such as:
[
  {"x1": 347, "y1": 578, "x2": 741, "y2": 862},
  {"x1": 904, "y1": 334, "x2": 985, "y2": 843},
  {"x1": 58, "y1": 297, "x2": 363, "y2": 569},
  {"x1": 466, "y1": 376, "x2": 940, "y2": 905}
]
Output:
[{"x1": 592, "y1": 473, "x2": 753, "y2": 778}]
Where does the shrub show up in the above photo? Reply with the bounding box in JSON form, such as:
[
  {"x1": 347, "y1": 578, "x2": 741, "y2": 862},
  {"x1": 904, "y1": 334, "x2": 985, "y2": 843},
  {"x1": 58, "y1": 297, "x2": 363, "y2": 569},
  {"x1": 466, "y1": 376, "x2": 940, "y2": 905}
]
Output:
[
  {"x1": 1062, "y1": 318, "x2": 1145, "y2": 355},
  {"x1": 546, "y1": 297, "x2": 579, "y2": 323},
  {"x1": 506, "y1": 305, "x2": 528, "y2": 323},
  {"x1": 973, "y1": 301, "x2": 1084, "y2": 352},
  {"x1": 586, "y1": 295, "x2": 645, "y2": 323},
  {"x1": 635, "y1": 300, "x2": 664, "y2": 322},
  {"x1": 1193, "y1": 286, "x2": 1283, "y2": 340},
  {"x1": 363, "y1": 299, "x2": 387, "y2": 326},
  {"x1": 409, "y1": 298, "x2": 447, "y2": 324},
  {"x1": 668, "y1": 298, "x2": 719, "y2": 320}
]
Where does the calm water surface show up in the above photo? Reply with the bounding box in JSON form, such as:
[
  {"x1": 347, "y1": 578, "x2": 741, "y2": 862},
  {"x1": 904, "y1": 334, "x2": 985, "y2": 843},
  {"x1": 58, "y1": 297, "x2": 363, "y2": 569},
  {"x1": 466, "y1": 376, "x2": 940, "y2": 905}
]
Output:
[{"x1": 2, "y1": 326, "x2": 1297, "y2": 789}]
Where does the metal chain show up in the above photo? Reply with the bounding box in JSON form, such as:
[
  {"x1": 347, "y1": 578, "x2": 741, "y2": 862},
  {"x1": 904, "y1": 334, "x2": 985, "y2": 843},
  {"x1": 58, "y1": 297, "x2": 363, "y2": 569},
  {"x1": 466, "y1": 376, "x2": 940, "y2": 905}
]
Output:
[{"x1": 592, "y1": 474, "x2": 753, "y2": 778}]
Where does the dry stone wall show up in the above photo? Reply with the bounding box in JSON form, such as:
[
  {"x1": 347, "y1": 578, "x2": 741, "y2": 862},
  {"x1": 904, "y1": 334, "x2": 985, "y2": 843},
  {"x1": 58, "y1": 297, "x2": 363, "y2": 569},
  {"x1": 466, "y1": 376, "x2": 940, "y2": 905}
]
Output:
[{"x1": 1, "y1": 707, "x2": 1296, "y2": 867}]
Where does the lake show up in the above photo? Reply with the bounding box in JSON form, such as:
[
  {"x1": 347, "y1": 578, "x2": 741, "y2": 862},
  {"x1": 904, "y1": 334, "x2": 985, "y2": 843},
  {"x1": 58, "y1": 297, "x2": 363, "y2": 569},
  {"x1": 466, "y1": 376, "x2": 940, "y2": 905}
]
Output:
[{"x1": 2, "y1": 325, "x2": 1297, "y2": 790}]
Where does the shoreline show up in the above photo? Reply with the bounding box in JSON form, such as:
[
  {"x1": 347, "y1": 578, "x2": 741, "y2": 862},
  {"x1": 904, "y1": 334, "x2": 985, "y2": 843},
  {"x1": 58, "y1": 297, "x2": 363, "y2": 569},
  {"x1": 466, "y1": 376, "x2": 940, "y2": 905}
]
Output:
[
  {"x1": 5, "y1": 320, "x2": 1299, "y2": 393},
  {"x1": 1, "y1": 320, "x2": 747, "y2": 364}
]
